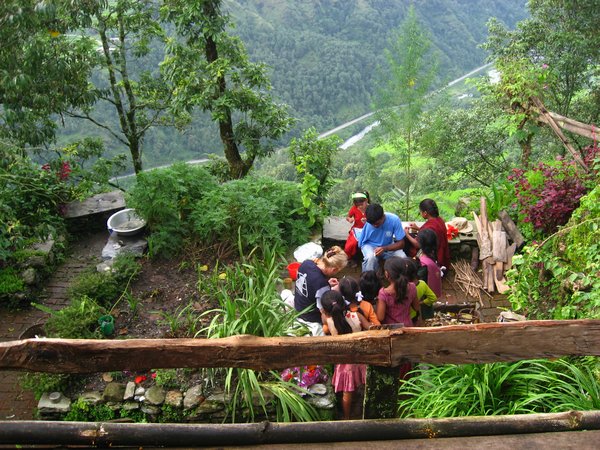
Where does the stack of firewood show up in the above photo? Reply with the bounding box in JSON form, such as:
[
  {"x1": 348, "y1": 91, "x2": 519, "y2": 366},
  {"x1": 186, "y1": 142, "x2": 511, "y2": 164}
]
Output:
[
  {"x1": 451, "y1": 259, "x2": 493, "y2": 304},
  {"x1": 472, "y1": 197, "x2": 524, "y2": 295}
]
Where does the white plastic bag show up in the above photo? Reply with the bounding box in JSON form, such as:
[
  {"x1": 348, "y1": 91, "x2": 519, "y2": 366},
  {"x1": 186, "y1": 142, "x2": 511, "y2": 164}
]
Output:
[{"x1": 293, "y1": 242, "x2": 323, "y2": 263}]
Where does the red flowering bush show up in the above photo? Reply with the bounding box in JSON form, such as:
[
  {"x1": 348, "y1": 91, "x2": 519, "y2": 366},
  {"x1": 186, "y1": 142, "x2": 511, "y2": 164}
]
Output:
[{"x1": 508, "y1": 152, "x2": 596, "y2": 237}]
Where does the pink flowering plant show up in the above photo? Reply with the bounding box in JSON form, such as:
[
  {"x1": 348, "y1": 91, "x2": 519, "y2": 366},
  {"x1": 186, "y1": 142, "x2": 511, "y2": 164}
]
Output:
[{"x1": 280, "y1": 365, "x2": 328, "y2": 392}]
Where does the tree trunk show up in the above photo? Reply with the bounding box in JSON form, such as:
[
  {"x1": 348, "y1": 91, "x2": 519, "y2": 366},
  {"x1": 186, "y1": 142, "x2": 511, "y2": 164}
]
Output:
[{"x1": 202, "y1": 1, "x2": 247, "y2": 179}]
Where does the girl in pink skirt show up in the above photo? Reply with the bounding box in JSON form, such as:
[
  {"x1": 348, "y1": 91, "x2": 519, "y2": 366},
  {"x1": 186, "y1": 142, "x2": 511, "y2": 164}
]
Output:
[{"x1": 320, "y1": 290, "x2": 369, "y2": 419}]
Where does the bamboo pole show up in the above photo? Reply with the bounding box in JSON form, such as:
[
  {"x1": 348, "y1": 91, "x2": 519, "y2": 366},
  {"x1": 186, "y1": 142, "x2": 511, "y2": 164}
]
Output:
[{"x1": 1, "y1": 411, "x2": 599, "y2": 446}]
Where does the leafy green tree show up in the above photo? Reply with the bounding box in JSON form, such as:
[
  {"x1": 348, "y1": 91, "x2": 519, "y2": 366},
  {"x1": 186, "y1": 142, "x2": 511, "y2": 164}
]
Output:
[
  {"x1": 289, "y1": 128, "x2": 340, "y2": 226},
  {"x1": 373, "y1": 5, "x2": 437, "y2": 218},
  {"x1": 482, "y1": 0, "x2": 600, "y2": 167},
  {"x1": 65, "y1": 0, "x2": 184, "y2": 175},
  {"x1": 419, "y1": 98, "x2": 517, "y2": 187},
  {"x1": 0, "y1": 0, "x2": 98, "y2": 147},
  {"x1": 484, "y1": 0, "x2": 600, "y2": 119},
  {"x1": 161, "y1": 0, "x2": 294, "y2": 179}
]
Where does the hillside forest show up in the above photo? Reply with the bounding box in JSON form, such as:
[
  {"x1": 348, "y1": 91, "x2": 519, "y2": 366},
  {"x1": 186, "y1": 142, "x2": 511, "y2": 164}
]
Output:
[{"x1": 1, "y1": 0, "x2": 600, "y2": 425}]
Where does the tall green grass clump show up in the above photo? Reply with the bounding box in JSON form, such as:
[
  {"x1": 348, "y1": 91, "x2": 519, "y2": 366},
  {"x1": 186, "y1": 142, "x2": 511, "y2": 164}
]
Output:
[
  {"x1": 198, "y1": 247, "x2": 318, "y2": 423},
  {"x1": 398, "y1": 358, "x2": 600, "y2": 418}
]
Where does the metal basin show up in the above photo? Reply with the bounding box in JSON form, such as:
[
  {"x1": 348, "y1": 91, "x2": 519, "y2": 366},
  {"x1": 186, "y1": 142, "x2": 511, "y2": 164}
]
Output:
[{"x1": 107, "y1": 208, "x2": 146, "y2": 236}]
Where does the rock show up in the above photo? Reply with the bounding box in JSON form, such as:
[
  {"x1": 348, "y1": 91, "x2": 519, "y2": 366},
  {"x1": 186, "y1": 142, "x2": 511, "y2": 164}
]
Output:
[
  {"x1": 205, "y1": 390, "x2": 230, "y2": 404},
  {"x1": 103, "y1": 382, "x2": 126, "y2": 403},
  {"x1": 124, "y1": 381, "x2": 136, "y2": 400},
  {"x1": 145, "y1": 386, "x2": 166, "y2": 406},
  {"x1": 194, "y1": 401, "x2": 224, "y2": 415},
  {"x1": 102, "y1": 233, "x2": 147, "y2": 260},
  {"x1": 78, "y1": 391, "x2": 103, "y2": 406},
  {"x1": 165, "y1": 390, "x2": 183, "y2": 408},
  {"x1": 308, "y1": 383, "x2": 327, "y2": 395},
  {"x1": 134, "y1": 386, "x2": 145, "y2": 396},
  {"x1": 21, "y1": 268, "x2": 37, "y2": 285},
  {"x1": 183, "y1": 385, "x2": 204, "y2": 410},
  {"x1": 105, "y1": 401, "x2": 122, "y2": 411},
  {"x1": 244, "y1": 389, "x2": 274, "y2": 407},
  {"x1": 38, "y1": 392, "x2": 71, "y2": 415},
  {"x1": 121, "y1": 401, "x2": 140, "y2": 411},
  {"x1": 307, "y1": 391, "x2": 335, "y2": 410},
  {"x1": 141, "y1": 404, "x2": 160, "y2": 415},
  {"x1": 96, "y1": 261, "x2": 114, "y2": 273}
]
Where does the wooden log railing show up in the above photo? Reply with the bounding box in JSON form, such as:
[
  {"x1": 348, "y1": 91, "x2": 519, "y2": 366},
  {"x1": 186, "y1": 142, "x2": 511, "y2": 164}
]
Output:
[{"x1": 2, "y1": 320, "x2": 600, "y2": 373}]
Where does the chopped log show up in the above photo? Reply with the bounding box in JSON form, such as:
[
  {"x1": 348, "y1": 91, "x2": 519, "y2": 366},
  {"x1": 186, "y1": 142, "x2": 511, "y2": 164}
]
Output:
[
  {"x1": 477, "y1": 198, "x2": 493, "y2": 260},
  {"x1": 470, "y1": 245, "x2": 479, "y2": 271},
  {"x1": 492, "y1": 221, "x2": 508, "y2": 263},
  {"x1": 505, "y1": 243, "x2": 517, "y2": 271},
  {"x1": 487, "y1": 260, "x2": 495, "y2": 292},
  {"x1": 1, "y1": 412, "x2": 600, "y2": 447},
  {"x1": 494, "y1": 261, "x2": 510, "y2": 294},
  {"x1": 2, "y1": 321, "x2": 600, "y2": 373},
  {"x1": 498, "y1": 210, "x2": 526, "y2": 250}
]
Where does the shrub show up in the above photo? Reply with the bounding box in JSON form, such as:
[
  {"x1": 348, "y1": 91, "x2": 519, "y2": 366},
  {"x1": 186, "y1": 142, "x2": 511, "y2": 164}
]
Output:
[
  {"x1": 507, "y1": 184, "x2": 600, "y2": 319},
  {"x1": 508, "y1": 154, "x2": 594, "y2": 238},
  {"x1": 0, "y1": 268, "x2": 25, "y2": 297},
  {"x1": 127, "y1": 163, "x2": 218, "y2": 257},
  {"x1": 20, "y1": 373, "x2": 71, "y2": 401},
  {"x1": 68, "y1": 271, "x2": 119, "y2": 308},
  {"x1": 64, "y1": 398, "x2": 115, "y2": 422},
  {"x1": 110, "y1": 253, "x2": 142, "y2": 285},
  {"x1": 0, "y1": 138, "x2": 124, "y2": 263},
  {"x1": 36, "y1": 295, "x2": 105, "y2": 339},
  {"x1": 191, "y1": 177, "x2": 310, "y2": 252}
]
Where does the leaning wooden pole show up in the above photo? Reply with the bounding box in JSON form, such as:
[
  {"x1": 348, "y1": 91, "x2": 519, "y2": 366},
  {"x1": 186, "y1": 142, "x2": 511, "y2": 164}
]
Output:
[
  {"x1": 532, "y1": 96, "x2": 589, "y2": 171},
  {"x1": 1, "y1": 320, "x2": 600, "y2": 373}
]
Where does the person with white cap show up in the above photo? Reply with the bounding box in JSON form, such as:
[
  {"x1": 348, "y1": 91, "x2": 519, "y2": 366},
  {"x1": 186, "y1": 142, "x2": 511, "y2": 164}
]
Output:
[{"x1": 344, "y1": 191, "x2": 370, "y2": 264}]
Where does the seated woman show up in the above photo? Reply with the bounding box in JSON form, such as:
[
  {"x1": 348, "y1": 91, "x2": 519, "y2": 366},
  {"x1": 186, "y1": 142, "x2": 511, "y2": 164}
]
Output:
[{"x1": 405, "y1": 198, "x2": 451, "y2": 271}]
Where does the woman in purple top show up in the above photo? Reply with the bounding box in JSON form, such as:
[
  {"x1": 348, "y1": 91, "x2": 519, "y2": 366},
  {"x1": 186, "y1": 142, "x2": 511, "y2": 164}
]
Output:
[
  {"x1": 417, "y1": 228, "x2": 442, "y2": 298},
  {"x1": 376, "y1": 257, "x2": 421, "y2": 327}
]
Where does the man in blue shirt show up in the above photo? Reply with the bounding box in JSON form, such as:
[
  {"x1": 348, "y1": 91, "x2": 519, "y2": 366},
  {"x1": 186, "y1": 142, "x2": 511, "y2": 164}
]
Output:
[{"x1": 358, "y1": 203, "x2": 407, "y2": 272}]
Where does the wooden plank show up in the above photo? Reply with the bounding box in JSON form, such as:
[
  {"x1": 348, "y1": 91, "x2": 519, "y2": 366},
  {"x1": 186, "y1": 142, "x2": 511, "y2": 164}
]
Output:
[
  {"x1": 498, "y1": 210, "x2": 525, "y2": 250},
  {"x1": 63, "y1": 191, "x2": 126, "y2": 219},
  {"x1": 1, "y1": 321, "x2": 600, "y2": 373}
]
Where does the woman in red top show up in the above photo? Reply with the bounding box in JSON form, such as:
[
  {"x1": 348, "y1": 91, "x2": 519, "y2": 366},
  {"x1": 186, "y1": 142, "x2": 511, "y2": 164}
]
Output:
[
  {"x1": 344, "y1": 191, "x2": 370, "y2": 260},
  {"x1": 405, "y1": 199, "x2": 451, "y2": 270}
]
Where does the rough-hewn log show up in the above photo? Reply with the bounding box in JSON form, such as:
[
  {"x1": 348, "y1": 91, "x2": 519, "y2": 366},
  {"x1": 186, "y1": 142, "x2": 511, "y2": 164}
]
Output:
[
  {"x1": 1, "y1": 411, "x2": 599, "y2": 446},
  {"x1": 499, "y1": 210, "x2": 526, "y2": 250},
  {"x1": 1, "y1": 321, "x2": 600, "y2": 373}
]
